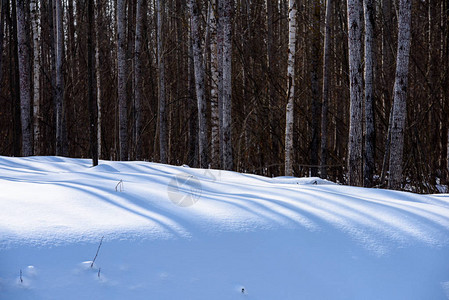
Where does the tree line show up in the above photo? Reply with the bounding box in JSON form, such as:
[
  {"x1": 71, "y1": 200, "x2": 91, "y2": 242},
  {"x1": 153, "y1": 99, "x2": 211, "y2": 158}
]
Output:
[{"x1": 0, "y1": 0, "x2": 448, "y2": 192}]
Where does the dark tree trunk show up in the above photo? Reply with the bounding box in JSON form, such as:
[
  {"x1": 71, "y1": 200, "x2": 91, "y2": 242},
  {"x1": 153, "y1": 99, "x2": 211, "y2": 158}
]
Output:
[
  {"x1": 87, "y1": 0, "x2": 98, "y2": 166},
  {"x1": 16, "y1": 0, "x2": 32, "y2": 156}
]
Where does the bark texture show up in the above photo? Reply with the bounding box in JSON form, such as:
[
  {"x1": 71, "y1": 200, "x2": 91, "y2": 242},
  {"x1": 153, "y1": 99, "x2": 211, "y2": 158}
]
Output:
[
  {"x1": 189, "y1": 0, "x2": 208, "y2": 168},
  {"x1": 321, "y1": 0, "x2": 332, "y2": 179},
  {"x1": 363, "y1": 0, "x2": 375, "y2": 187},
  {"x1": 157, "y1": 0, "x2": 167, "y2": 163},
  {"x1": 16, "y1": 0, "x2": 32, "y2": 156},
  {"x1": 117, "y1": 0, "x2": 128, "y2": 160},
  {"x1": 347, "y1": 0, "x2": 363, "y2": 186},
  {"x1": 221, "y1": 0, "x2": 233, "y2": 170},
  {"x1": 388, "y1": 0, "x2": 412, "y2": 190},
  {"x1": 285, "y1": 0, "x2": 296, "y2": 176}
]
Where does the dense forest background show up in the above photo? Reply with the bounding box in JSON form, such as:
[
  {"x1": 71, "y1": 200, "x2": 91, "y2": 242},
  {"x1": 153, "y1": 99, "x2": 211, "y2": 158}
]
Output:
[{"x1": 0, "y1": 0, "x2": 448, "y2": 192}]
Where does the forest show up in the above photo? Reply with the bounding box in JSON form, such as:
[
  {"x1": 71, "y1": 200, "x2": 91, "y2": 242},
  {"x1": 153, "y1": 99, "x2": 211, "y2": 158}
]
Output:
[{"x1": 0, "y1": 0, "x2": 448, "y2": 192}]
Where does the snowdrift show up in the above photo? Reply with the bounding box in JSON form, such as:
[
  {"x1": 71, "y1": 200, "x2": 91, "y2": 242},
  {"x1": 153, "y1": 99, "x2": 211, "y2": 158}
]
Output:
[{"x1": 0, "y1": 156, "x2": 448, "y2": 299}]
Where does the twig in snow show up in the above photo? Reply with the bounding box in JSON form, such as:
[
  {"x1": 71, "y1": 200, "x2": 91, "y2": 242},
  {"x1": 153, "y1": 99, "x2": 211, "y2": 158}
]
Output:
[
  {"x1": 115, "y1": 179, "x2": 124, "y2": 192},
  {"x1": 20, "y1": 269, "x2": 23, "y2": 283},
  {"x1": 91, "y1": 236, "x2": 104, "y2": 268},
  {"x1": 98, "y1": 268, "x2": 101, "y2": 278}
]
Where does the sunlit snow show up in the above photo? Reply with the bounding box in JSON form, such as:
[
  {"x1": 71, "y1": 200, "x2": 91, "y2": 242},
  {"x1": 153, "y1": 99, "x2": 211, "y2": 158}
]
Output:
[{"x1": 0, "y1": 156, "x2": 448, "y2": 299}]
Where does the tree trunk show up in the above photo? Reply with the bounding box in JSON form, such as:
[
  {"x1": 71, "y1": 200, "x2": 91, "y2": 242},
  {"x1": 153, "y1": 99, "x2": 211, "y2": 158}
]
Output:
[
  {"x1": 134, "y1": 0, "x2": 144, "y2": 160},
  {"x1": 310, "y1": 0, "x2": 320, "y2": 177},
  {"x1": 388, "y1": 0, "x2": 412, "y2": 190},
  {"x1": 95, "y1": 0, "x2": 102, "y2": 159},
  {"x1": 320, "y1": 0, "x2": 331, "y2": 179},
  {"x1": 363, "y1": 0, "x2": 375, "y2": 187},
  {"x1": 221, "y1": 0, "x2": 233, "y2": 170},
  {"x1": 189, "y1": 0, "x2": 208, "y2": 168},
  {"x1": 347, "y1": 0, "x2": 363, "y2": 186},
  {"x1": 285, "y1": 0, "x2": 296, "y2": 176},
  {"x1": 55, "y1": 0, "x2": 65, "y2": 156},
  {"x1": 157, "y1": 0, "x2": 167, "y2": 164},
  {"x1": 0, "y1": 0, "x2": 5, "y2": 102},
  {"x1": 188, "y1": 29, "x2": 198, "y2": 167},
  {"x1": 87, "y1": 0, "x2": 98, "y2": 166},
  {"x1": 16, "y1": 0, "x2": 32, "y2": 156},
  {"x1": 30, "y1": 0, "x2": 40, "y2": 155},
  {"x1": 209, "y1": 0, "x2": 220, "y2": 168},
  {"x1": 217, "y1": 0, "x2": 224, "y2": 166},
  {"x1": 117, "y1": 0, "x2": 128, "y2": 160}
]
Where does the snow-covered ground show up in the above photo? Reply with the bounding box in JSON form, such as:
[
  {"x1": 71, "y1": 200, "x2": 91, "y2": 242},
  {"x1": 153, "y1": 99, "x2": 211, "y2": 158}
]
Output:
[{"x1": 0, "y1": 156, "x2": 448, "y2": 299}]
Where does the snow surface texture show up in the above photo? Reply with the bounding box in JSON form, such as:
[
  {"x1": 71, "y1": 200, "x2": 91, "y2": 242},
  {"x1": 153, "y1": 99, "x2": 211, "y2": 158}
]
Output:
[{"x1": 0, "y1": 156, "x2": 448, "y2": 299}]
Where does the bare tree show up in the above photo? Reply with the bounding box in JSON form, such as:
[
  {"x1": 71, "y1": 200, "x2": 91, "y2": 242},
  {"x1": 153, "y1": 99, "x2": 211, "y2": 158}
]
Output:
[
  {"x1": 320, "y1": 0, "x2": 332, "y2": 179},
  {"x1": 55, "y1": 0, "x2": 65, "y2": 156},
  {"x1": 285, "y1": 0, "x2": 296, "y2": 176},
  {"x1": 388, "y1": 0, "x2": 412, "y2": 190},
  {"x1": 363, "y1": 0, "x2": 375, "y2": 187},
  {"x1": 95, "y1": 0, "x2": 102, "y2": 159},
  {"x1": 347, "y1": 0, "x2": 363, "y2": 186},
  {"x1": 209, "y1": 0, "x2": 220, "y2": 168},
  {"x1": 0, "y1": 0, "x2": 4, "y2": 88},
  {"x1": 189, "y1": 0, "x2": 208, "y2": 168},
  {"x1": 117, "y1": 0, "x2": 128, "y2": 160},
  {"x1": 134, "y1": 0, "x2": 144, "y2": 160},
  {"x1": 221, "y1": 0, "x2": 233, "y2": 170},
  {"x1": 16, "y1": 0, "x2": 32, "y2": 156},
  {"x1": 157, "y1": 0, "x2": 167, "y2": 163},
  {"x1": 87, "y1": 0, "x2": 98, "y2": 166},
  {"x1": 30, "y1": 0, "x2": 40, "y2": 155},
  {"x1": 310, "y1": 0, "x2": 320, "y2": 177}
]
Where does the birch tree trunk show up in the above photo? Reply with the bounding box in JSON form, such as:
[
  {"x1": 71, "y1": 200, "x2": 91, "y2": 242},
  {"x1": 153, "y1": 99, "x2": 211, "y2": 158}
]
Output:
[
  {"x1": 388, "y1": 0, "x2": 412, "y2": 190},
  {"x1": 221, "y1": 0, "x2": 233, "y2": 170},
  {"x1": 285, "y1": 0, "x2": 296, "y2": 176},
  {"x1": 347, "y1": 0, "x2": 363, "y2": 186},
  {"x1": 209, "y1": 0, "x2": 220, "y2": 168},
  {"x1": 189, "y1": 0, "x2": 208, "y2": 168},
  {"x1": 117, "y1": 0, "x2": 128, "y2": 160},
  {"x1": 157, "y1": 0, "x2": 167, "y2": 164},
  {"x1": 134, "y1": 0, "x2": 144, "y2": 160},
  {"x1": 95, "y1": 0, "x2": 102, "y2": 159},
  {"x1": 87, "y1": 0, "x2": 98, "y2": 166},
  {"x1": 55, "y1": 0, "x2": 65, "y2": 156},
  {"x1": 363, "y1": 0, "x2": 375, "y2": 187},
  {"x1": 30, "y1": 0, "x2": 40, "y2": 155},
  {"x1": 320, "y1": 0, "x2": 331, "y2": 179},
  {"x1": 16, "y1": 0, "x2": 32, "y2": 156}
]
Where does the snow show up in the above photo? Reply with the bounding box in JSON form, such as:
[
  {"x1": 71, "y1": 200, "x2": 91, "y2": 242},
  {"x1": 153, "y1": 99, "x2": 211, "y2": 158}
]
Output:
[{"x1": 0, "y1": 156, "x2": 448, "y2": 299}]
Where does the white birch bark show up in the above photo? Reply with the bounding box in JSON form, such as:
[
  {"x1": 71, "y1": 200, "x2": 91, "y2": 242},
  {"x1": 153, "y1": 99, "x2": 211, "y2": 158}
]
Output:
[
  {"x1": 31, "y1": 0, "x2": 40, "y2": 156},
  {"x1": 221, "y1": 0, "x2": 233, "y2": 170},
  {"x1": 16, "y1": 0, "x2": 32, "y2": 156},
  {"x1": 189, "y1": 0, "x2": 208, "y2": 168},
  {"x1": 363, "y1": 0, "x2": 375, "y2": 187},
  {"x1": 388, "y1": 0, "x2": 412, "y2": 190},
  {"x1": 157, "y1": 0, "x2": 167, "y2": 164},
  {"x1": 347, "y1": 0, "x2": 363, "y2": 186},
  {"x1": 285, "y1": 0, "x2": 296, "y2": 176},
  {"x1": 117, "y1": 0, "x2": 128, "y2": 160}
]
